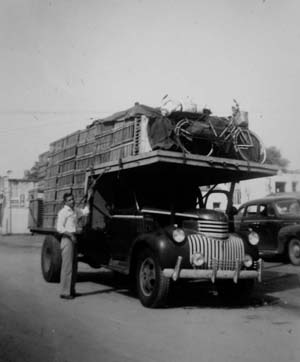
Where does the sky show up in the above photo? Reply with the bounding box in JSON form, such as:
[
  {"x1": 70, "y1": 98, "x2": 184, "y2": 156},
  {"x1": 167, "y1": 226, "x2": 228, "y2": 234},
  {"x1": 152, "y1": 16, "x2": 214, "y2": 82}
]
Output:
[{"x1": 1, "y1": 0, "x2": 300, "y2": 177}]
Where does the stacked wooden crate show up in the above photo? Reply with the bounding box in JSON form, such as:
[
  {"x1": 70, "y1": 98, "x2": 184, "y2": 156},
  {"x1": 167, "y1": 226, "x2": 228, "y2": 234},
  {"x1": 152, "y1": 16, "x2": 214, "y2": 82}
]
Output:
[
  {"x1": 43, "y1": 131, "x2": 79, "y2": 228},
  {"x1": 93, "y1": 117, "x2": 142, "y2": 167},
  {"x1": 40, "y1": 115, "x2": 149, "y2": 228}
]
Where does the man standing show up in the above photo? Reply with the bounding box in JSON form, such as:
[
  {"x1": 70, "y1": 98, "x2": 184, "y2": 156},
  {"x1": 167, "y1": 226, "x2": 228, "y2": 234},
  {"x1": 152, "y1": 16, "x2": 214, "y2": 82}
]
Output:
[{"x1": 56, "y1": 192, "x2": 89, "y2": 300}]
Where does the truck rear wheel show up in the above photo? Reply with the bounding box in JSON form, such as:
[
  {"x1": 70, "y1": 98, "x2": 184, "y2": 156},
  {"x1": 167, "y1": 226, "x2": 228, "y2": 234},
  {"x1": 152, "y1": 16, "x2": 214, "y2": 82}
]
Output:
[
  {"x1": 288, "y1": 238, "x2": 300, "y2": 266},
  {"x1": 136, "y1": 249, "x2": 170, "y2": 308},
  {"x1": 41, "y1": 235, "x2": 62, "y2": 283}
]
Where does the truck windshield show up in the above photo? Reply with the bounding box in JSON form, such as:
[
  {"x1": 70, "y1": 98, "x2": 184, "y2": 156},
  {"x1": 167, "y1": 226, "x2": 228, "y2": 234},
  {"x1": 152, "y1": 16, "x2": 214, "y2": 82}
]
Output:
[{"x1": 136, "y1": 183, "x2": 200, "y2": 212}]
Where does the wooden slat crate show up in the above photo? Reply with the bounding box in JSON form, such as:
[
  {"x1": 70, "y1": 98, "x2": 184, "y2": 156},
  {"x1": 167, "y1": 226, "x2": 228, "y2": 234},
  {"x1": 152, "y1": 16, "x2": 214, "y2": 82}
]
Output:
[
  {"x1": 44, "y1": 189, "x2": 56, "y2": 202},
  {"x1": 48, "y1": 150, "x2": 65, "y2": 165},
  {"x1": 63, "y1": 145, "x2": 77, "y2": 160},
  {"x1": 78, "y1": 126, "x2": 97, "y2": 144},
  {"x1": 49, "y1": 138, "x2": 65, "y2": 154},
  {"x1": 94, "y1": 142, "x2": 135, "y2": 166},
  {"x1": 43, "y1": 201, "x2": 61, "y2": 215},
  {"x1": 59, "y1": 159, "x2": 76, "y2": 174},
  {"x1": 46, "y1": 164, "x2": 60, "y2": 178},
  {"x1": 73, "y1": 171, "x2": 86, "y2": 186},
  {"x1": 76, "y1": 141, "x2": 96, "y2": 158},
  {"x1": 44, "y1": 176, "x2": 57, "y2": 190},
  {"x1": 57, "y1": 174, "x2": 74, "y2": 188},
  {"x1": 75, "y1": 156, "x2": 94, "y2": 171},
  {"x1": 64, "y1": 131, "x2": 80, "y2": 148}
]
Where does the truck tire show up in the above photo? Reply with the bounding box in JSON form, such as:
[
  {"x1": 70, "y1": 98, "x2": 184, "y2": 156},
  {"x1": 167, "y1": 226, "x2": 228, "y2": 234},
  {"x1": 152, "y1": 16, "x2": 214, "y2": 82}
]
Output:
[
  {"x1": 216, "y1": 280, "x2": 254, "y2": 304},
  {"x1": 136, "y1": 249, "x2": 170, "y2": 308},
  {"x1": 41, "y1": 235, "x2": 62, "y2": 283},
  {"x1": 288, "y1": 238, "x2": 300, "y2": 266}
]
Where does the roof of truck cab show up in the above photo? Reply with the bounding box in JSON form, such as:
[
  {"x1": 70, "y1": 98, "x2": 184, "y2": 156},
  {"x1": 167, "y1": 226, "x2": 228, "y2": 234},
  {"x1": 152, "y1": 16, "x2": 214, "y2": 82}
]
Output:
[{"x1": 88, "y1": 150, "x2": 278, "y2": 186}]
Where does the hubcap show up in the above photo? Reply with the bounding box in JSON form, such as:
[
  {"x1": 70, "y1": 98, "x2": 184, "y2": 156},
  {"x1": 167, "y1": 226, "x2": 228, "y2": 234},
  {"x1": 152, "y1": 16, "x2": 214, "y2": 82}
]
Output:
[
  {"x1": 292, "y1": 243, "x2": 300, "y2": 258},
  {"x1": 139, "y1": 257, "x2": 156, "y2": 297}
]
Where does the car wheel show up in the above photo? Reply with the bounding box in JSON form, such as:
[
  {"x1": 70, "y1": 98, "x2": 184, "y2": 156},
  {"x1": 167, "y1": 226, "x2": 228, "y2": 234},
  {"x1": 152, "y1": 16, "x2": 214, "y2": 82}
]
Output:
[
  {"x1": 217, "y1": 280, "x2": 255, "y2": 304},
  {"x1": 136, "y1": 249, "x2": 170, "y2": 308},
  {"x1": 41, "y1": 235, "x2": 62, "y2": 283},
  {"x1": 288, "y1": 238, "x2": 300, "y2": 266}
]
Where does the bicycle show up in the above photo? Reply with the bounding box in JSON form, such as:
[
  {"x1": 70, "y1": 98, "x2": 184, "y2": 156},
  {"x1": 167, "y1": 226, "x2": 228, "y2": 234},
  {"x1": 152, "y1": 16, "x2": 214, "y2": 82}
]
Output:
[{"x1": 174, "y1": 103, "x2": 266, "y2": 164}]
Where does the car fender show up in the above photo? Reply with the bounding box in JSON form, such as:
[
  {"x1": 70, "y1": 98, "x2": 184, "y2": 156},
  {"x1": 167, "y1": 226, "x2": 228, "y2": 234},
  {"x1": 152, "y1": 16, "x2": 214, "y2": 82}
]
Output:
[
  {"x1": 128, "y1": 230, "x2": 189, "y2": 274},
  {"x1": 278, "y1": 224, "x2": 300, "y2": 253}
]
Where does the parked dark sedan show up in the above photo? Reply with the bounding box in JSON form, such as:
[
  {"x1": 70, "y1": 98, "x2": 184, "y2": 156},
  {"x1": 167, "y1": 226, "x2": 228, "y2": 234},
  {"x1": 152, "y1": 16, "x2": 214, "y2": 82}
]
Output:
[{"x1": 234, "y1": 194, "x2": 300, "y2": 265}]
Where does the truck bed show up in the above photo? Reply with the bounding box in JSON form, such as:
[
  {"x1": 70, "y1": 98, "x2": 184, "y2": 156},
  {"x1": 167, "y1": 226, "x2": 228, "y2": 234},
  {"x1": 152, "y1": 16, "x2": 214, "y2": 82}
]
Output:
[{"x1": 88, "y1": 150, "x2": 278, "y2": 185}]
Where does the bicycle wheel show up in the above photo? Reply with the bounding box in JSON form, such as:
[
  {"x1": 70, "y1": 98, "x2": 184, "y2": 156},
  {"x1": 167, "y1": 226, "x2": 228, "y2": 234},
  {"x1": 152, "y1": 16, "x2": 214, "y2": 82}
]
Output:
[
  {"x1": 235, "y1": 129, "x2": 266, "y2": 163},
  {"x1": 175, "y1": 119, "x2": 213, "y2": 156}
]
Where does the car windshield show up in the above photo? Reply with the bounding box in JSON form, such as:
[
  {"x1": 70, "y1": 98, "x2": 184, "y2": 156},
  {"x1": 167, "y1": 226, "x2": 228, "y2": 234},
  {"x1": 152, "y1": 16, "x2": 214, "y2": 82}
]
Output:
[{"x1": 274, "y1": 199, "x2": 300, "y2": 216}]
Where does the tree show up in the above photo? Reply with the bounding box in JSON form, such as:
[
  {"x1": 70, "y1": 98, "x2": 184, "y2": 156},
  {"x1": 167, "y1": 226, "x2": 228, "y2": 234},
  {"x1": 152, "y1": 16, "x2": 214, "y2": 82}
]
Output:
[
  {"x1": 24, "y1": 162, "x2": 40, "y2": 181},
  {"x1": 265, "y1": 146, "x2": 289, "y2": 171}
]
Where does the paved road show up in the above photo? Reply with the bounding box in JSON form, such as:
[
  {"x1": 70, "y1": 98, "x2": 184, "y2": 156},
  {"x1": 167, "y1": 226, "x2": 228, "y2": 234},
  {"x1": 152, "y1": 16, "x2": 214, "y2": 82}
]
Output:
[{"x1": 0, "y1": 235, "x2": 300, "y2": 362}]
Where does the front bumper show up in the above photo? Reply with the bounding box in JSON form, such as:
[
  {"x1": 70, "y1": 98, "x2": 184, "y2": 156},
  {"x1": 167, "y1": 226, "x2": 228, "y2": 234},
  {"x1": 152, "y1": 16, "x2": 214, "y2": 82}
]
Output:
[{"x1": 163, "y1": 257, "x2": 263, "y2": 283}]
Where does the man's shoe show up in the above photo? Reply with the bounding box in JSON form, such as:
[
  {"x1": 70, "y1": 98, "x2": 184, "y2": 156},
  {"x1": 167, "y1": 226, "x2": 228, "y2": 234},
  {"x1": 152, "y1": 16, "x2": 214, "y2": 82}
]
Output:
[{"x1": 60, "y1": 294, "x2": 75, "y2": 300}]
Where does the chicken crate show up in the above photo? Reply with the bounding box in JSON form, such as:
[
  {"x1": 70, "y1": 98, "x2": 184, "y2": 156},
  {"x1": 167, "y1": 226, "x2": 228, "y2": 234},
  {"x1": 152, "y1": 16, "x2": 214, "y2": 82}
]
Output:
[
  {"x1": 46, "y1": 164, "x2": 60, "y2": 178},
  {"x1": 57, "y1": 173, "x2": 74, "y2": 188},
  {"x1": 43, "y1": 201, "x2": 61, "y2": 215},
  {"x1": 63, "y1": 131, "x2": 80, "y2": 148},
  {"x1": 76, "y1": 141, "x2": 96, "y2": 158},
  {"x1": 63, "y1": 145, "x2": 77, "y2": 161},
  {"x1": 59, "y1": 158, "x2": 76, "y2": 174},
  {"x1": 75, "y1": 155, "x2": 95, "y2": 171},
  {"x1": 78, "y1": 126, "x2": 97, "y2": 144},
  {"x1": 44, "y1": 176, "x2": 57, "y2": 190},
  {"x1": 44, "y1": 189, "x2": 56, "y2": 202},
  {"x1": 49, "y1": 138, "x2": 65, "y2": 154},
  {"x1": 73, "y1": 171, "x2": 86, "y2": 186},
  {"x1": 48, "y1": 150, "x2": 65, "y2": 165},
  {"x1": 94, "y1": 142, "x2": 136, "y2": 166}
]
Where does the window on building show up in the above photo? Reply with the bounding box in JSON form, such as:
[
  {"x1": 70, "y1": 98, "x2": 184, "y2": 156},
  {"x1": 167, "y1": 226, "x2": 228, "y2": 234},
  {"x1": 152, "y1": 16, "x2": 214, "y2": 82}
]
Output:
[
  {"x1": 292, "y1": 182, "x2": 298, "y2": 192},
  {"x1": 10, "y1": 182, "x2": 18, "y2": 198},
  {"x1": 20, "y1": 194, "x2": 25, "y2": 207},
  {"x1": 233, "y1": 189, "x2": 241, "y2": 205},
  {"x1": 275, "y1": 182, "x2": 286, "y2": 193}
]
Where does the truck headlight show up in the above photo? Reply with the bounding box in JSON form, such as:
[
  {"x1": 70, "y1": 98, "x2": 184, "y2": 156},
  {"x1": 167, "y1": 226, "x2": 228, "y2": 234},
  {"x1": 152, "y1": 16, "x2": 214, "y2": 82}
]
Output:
[
  {"x1": 243, "y1": 254, "x2": 253, "y2": 267},
  {"x1": 172, "y1": 228, "x2": 186, "y2": 243},
  {"x1": 248, "y1": 231, "x2": 259, "y2": 245}
]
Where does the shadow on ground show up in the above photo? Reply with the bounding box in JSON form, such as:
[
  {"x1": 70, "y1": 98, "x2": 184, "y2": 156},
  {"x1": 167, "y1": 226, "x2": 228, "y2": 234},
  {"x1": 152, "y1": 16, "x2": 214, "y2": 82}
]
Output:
[{"x1": 75, "y1": 264, "x2": 300, "y2": 309}]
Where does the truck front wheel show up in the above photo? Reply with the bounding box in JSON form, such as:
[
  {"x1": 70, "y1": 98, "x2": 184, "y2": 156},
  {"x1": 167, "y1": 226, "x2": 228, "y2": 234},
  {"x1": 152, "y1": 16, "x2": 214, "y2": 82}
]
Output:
[
  {"x1": 136, "y1": 249, "x2": 170, "y2": 308},
  {"x1": 41, "y1": 235, "x2": 62, "y2": 283}
]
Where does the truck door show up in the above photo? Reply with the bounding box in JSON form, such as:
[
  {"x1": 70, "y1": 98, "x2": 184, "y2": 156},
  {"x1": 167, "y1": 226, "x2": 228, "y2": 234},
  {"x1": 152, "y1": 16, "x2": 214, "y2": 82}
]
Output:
[{"x1": 107, "y1": 183, "x2": 141, "y2": 261}]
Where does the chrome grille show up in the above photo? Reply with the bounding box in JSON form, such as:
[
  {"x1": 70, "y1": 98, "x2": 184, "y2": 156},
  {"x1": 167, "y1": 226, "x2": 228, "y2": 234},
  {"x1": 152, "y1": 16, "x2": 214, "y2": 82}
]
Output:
[
  {"x1": 197, "y1": 220, "x2": 229, "y2": 239},
  {"x1": 188, "y1": 234, "x2": 245, "y2": 270}
]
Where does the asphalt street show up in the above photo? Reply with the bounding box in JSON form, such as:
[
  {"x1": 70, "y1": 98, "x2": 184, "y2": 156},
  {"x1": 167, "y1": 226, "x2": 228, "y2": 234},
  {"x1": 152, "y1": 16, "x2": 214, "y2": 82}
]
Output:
[{"x1": 0, "y1": 235, "x2": 300, "y2": 362}]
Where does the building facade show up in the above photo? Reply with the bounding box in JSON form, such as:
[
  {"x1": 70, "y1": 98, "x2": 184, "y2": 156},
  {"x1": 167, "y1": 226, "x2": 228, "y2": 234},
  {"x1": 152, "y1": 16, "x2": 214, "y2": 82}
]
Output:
[{"x1": 0, "y1": 175, "x2": 35, "y2": 234}]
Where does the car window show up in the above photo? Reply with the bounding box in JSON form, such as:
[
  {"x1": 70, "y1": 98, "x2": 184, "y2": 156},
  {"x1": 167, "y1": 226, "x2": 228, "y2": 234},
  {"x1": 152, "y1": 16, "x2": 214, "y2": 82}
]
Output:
[
  {"x1": 274, "y1": 199, "x2": 300, "y2": 216},
  {"x1": 258, "y1": 204, "x2": 268, "y2": 217},
  {"x1": 236, "y1": 207, "x2": 245, "y2": 217},
  {"x1": 245, "y1": 204, "x2": 258, "y2": 217}
]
